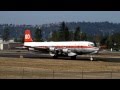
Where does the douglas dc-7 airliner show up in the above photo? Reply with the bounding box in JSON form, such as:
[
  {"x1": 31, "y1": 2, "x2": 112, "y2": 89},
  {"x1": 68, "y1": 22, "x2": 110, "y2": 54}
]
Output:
[{"x1": 23, "y1": 29, "x2": 99, "y2": 60}]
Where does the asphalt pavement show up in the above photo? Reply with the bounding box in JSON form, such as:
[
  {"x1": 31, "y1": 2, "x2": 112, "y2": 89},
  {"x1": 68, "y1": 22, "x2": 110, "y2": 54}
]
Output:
[{"x1": 0, "y1": 50, "x2": 120, "y2": 62}]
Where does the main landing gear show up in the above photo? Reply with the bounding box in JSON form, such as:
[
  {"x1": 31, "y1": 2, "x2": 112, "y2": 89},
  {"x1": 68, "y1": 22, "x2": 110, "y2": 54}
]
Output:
[
  {"x1": 53, "y1": 55, "x2": 58, "y2": 59},
  {"x1": 71, "y1": 56, "x2": 76, "y2": 60}
]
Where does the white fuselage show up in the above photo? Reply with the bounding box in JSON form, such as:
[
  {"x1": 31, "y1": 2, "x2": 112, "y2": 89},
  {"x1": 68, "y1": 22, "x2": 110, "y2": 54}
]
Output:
[
  {"x1": 24, "y1": 41, "x2": 91, "y2": 47},
  {"x1": 24, "y1": 41, "x2": 99, "y2": 55}
]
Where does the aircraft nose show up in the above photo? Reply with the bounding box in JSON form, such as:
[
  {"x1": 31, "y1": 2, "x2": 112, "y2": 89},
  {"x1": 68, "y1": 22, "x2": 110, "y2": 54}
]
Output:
[
  {"x1": 94, "y1": 47, "x2": 99, "y2": 50},
  {"x1": 95, "y1": 47, "x2": 100, "y2": 53}
]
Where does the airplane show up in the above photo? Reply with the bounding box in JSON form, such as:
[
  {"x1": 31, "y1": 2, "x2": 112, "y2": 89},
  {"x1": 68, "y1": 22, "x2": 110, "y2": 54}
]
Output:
[{"x1": 23, "y1": 29, "x2": 99, "y2": 60}]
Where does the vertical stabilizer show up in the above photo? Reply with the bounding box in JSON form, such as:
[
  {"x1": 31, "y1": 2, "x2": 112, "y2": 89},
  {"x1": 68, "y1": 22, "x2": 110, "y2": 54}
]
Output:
[{"x1": 24, "y1": 29, "x2": 33, "y2": 42}]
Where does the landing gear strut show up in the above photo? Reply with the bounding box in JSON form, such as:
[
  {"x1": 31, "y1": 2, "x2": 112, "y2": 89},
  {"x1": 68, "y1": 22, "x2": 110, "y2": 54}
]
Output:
[
  {"x1": 53, "y1": 55, "x2": 58, "y2": 59},
  {"x1": 53, "y1": 50, "x2": 59, "y2": 59},
  {"x1": 90, "y1": 55, "x2": 93, "y2": 61}
]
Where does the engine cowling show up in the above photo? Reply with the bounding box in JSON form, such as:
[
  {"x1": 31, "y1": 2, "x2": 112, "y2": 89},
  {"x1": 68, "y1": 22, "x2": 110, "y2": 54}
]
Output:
[
  {"x1": 68, "y1": 52, "x2": 76, "y2": 56},
  {"x1": 49, "y1": 47, "x2": 55, "y2": 52},
  {"x1": 28, "y1": 48, "x2": 34, "y2": 51},
  {"x1": 62, "y1": 48, "x2": 70, "y2": 53},
  {"x1": 49, "y1": 47, "x2": 58, "y2": 57}
]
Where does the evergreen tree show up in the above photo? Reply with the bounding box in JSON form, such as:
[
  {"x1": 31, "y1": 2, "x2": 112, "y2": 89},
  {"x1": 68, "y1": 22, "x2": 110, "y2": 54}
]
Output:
[
  {"x1": 58, "y1": 22, "x2": 66, "y2": 41},
  {"x1": 34, "y1": 28, "x2": 43, "y2": 42},
  {"x1": 64, "y1": 27, "x2": 70, "y2": 41},
  {"x1": 69, "y1": 31, "x2": 74, "y2": 41},
  {"x1": 100, "y1": 36, "x2": 108, "y2": 46},
  {"x1": 81, "y1": 32, "x2": 87, "y2": 41},
  {"x1": 58, "y1": 21, "x2": 70, "y2": 41},
  {"x1": 2, "y1": 28, "x2": 10, "y2": 41},
  {"x1": 74, "y1": 26, "x2": 81, "y2": 41},
  {"x1": 50, "y1": 31, "x2": 59, "y2": 41},
  {"x1": 111, "y1": 33, "x2": 120, "y2": 50},
  {"x1": 19, "y1": 34, "x2": 24, "y2": 43},
  {"x1": 106, "y1": 33, "x2": 113, "y2": 49}
]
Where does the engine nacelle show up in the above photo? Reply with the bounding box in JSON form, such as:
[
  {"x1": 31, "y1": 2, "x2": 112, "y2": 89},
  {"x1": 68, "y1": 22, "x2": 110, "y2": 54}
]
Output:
[
  {"x1": 49, "y1": 47, "x2": 55, "y2": 52},
  {"x1": 68, "y1": 52, "x2": 76, "y2": 56},
  {"x1": 28, "y1": 48, "x2": 34, "y2": 51},
  {"x1": 62, "y1": 48, "x2": 70, "y2": 53}
]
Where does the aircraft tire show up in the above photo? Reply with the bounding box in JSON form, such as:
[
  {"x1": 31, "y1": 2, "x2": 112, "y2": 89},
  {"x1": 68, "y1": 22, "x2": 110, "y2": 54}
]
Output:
[
  {"x1": 53, "y1": 55, "x2": 58, "y2": 59},
  {"x1": 71, "y1": 56, "x2": 76, "y2": 60}
]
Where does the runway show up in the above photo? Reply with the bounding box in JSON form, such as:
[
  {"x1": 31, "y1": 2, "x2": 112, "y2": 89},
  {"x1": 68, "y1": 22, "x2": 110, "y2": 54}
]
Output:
[
  {"x1": 0, "y1": 50, "x2": 120, "y2": 62},
  {"x1": 1, "y1": 50, "x2": 120, "y2": 79}
]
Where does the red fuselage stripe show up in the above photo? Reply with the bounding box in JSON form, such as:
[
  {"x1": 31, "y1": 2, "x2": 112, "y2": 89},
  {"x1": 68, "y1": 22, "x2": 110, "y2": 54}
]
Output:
[{"x1": 35, "y1": 46, "x2": 94, "y2": 48}]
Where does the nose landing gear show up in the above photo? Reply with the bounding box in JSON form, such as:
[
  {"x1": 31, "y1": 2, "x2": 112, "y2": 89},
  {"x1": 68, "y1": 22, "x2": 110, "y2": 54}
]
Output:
[{"x1": 90, "y1": 55, "x2": 93, "y2": 61}]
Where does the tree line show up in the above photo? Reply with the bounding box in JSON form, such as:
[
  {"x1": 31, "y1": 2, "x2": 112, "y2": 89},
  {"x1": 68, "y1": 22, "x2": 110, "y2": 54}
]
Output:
[
  {"x1": 32, "y1": 21, "x2": 120, "y2": 50},
  {"x1": 2, "y1": 22, "x2": 87, "y2": 42},
  {"x1": 2, "y1": 21, "x2": 120, "y2": 50},
  {"x1": 48, "y1": 22, "x2": 87, "y2": 41}
]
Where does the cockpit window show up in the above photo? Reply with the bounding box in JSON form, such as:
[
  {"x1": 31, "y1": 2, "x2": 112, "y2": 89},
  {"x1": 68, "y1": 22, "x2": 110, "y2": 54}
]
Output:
[{"x1": 88, "y1": 43, "x2": 95, "y2": 47}]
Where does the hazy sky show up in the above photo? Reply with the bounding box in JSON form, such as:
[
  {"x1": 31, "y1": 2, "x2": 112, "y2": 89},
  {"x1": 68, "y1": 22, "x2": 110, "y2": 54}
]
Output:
[{"x1": 0, "y1": 11, "x2": 120, "y2": 25}]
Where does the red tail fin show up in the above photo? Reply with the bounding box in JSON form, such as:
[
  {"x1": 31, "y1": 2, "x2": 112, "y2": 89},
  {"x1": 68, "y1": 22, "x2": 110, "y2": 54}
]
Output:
[{"x1": 24, "y1": 29, "x2": 33, "y2": 42}]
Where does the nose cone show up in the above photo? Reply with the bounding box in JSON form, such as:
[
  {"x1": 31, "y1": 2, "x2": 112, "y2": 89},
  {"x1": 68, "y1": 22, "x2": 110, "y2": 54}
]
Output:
[
  {"x1": 95, "y1": 47, "x2": 100, "y2": 51},
  {"x1": 94, "y1": 47, "x2": 100, "y2": 53},
  {"x1": 91, "y1": 47, "x2": 100, "y2": 54}
]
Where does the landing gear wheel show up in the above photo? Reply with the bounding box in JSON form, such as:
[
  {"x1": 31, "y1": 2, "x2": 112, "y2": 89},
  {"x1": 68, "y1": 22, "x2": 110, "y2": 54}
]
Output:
[
  {"x1": 71, "y1": 56, "x2": 76, "y2": 60},
  {"x1": 90, "y1": 56, "x2": 93, "y2": 61},
  {"x1": 53, "y1": 55, "x2": 58, "y2": 59}
]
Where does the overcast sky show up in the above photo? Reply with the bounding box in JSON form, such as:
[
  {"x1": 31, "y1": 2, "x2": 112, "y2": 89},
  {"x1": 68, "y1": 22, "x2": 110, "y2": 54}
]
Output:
[{"x1": 0, "y1": 11, "x2": 120, "y2": 25}]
